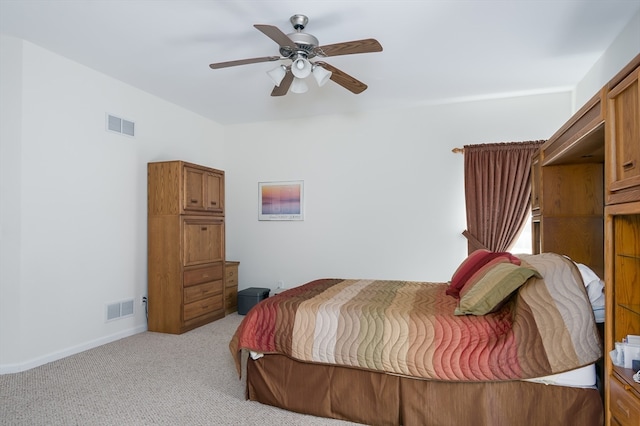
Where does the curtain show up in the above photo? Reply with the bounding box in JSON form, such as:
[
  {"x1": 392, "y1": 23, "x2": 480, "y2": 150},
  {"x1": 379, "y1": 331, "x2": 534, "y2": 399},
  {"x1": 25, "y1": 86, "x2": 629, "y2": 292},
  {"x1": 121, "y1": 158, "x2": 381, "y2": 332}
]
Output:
[{"x1": 462, "y1": 141, "x2": 544, "y2": 254}]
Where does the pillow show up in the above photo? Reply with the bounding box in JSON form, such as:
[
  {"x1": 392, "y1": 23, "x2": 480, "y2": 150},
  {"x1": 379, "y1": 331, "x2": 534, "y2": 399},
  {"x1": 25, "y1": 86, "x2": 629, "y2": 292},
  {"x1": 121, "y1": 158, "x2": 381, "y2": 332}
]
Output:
[
  {"x1": 459, "y1": 255, "x2": 520, "y2": 295},
  {"x1": 446, "y1": 250, "x2": 521, "y2": 299},
  {"x1": 454, "y1": 263, "x2": 539, "y2": 316},
  {"x1": 446, "y1": 249, "x2": 491, "y2": 297}
]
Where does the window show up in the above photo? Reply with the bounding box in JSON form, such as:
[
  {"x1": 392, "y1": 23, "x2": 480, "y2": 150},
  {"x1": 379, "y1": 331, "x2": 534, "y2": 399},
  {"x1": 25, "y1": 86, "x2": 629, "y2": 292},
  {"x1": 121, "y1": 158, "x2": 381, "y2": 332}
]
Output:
[{"x1": 509, "y1": 215, "x2": 532, "y2": 254}]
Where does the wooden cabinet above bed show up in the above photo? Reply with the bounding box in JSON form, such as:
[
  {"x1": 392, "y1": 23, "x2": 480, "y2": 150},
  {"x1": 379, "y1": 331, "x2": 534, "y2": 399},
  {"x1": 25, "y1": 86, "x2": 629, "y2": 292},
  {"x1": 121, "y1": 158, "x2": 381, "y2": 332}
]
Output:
[
  {"x1": 606, "y1": 65, "x2": 640, "y2": 206},
  {"x1": 532, "y1": 70, "x2": 609, "y2": 278}
]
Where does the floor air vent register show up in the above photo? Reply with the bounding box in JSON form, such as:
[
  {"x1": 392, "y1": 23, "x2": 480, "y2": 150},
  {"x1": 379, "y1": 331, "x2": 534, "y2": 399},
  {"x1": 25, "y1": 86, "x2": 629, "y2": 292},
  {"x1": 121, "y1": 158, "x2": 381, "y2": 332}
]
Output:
[{"x1": 106, "y1": 299, "x2": 134, "y2": 322}]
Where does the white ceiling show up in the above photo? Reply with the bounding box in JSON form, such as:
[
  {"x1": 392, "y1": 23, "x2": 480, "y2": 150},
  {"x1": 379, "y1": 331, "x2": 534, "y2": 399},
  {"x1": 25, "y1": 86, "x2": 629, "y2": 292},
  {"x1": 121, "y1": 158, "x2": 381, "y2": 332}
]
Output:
[{"x1": 1, "y1": 0, "x2": 639, "y2": 125}]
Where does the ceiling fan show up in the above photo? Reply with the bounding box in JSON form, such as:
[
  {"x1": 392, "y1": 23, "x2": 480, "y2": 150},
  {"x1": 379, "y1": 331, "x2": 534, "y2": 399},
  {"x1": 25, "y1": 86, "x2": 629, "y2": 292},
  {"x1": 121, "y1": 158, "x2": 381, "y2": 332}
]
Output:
[{"x1": 209, "y1": 14, "x2": 383, "y2": 96}]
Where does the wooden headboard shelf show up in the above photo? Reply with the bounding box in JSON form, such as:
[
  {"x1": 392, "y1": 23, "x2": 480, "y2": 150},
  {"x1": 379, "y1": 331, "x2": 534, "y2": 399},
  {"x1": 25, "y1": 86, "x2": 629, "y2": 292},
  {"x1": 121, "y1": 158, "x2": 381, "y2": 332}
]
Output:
[{"x1": 542, "y1": 88, "x2": 605, "y2": 166}]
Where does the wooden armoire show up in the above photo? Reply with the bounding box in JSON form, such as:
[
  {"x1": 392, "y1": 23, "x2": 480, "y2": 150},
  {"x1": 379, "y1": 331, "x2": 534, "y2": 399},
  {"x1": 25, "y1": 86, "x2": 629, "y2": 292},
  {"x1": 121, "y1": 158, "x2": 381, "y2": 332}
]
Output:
[
  {"x1": 532, "y1": 54, "x2": 640, "y2": 426},
  {"x1": 147, "y1": 160, "x2": 226, "y2": 334}
]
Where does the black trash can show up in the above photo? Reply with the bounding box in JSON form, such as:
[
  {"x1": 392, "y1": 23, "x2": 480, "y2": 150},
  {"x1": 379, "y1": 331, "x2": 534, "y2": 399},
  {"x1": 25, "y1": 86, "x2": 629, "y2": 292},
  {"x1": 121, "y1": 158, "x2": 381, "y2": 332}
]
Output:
[{"x1": 237, "y1": 287, "x2": 270, "y2": 315}]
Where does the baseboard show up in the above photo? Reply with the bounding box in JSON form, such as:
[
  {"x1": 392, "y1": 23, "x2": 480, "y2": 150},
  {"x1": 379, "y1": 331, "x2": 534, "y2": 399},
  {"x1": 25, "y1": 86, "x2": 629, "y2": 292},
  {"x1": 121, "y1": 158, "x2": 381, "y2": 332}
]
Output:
[{"x1": 0, "y1": 324, "x2": 148, "y2": 374}]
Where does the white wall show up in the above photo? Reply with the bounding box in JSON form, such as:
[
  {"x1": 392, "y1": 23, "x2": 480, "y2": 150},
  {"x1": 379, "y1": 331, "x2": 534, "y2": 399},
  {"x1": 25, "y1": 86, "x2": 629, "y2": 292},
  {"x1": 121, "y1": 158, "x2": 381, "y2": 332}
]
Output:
[
  {"x1": 223, "y1": 93, "x2": 570, "y2": 290},
  {"x1": 0, "y1": 35, "x2": 24, "y2": 374},
  {"x1": 0, "y1": 37, "x2": 225, "y2": 373}
]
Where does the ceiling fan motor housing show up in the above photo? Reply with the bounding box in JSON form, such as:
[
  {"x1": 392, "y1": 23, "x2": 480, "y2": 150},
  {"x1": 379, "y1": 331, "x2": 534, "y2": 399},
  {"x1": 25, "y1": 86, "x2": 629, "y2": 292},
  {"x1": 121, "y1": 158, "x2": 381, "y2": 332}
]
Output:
[{"x1": 280, "y1": 32, "x2": 319, "y2": 59}]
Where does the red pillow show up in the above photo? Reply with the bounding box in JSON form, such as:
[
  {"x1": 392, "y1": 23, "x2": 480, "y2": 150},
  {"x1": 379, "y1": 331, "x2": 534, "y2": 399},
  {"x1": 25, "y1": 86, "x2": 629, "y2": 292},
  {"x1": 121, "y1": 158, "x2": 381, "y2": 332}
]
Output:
[
  {"x1": 446, "y1": 250, "x2": 521, "y2": 299},
  {"x1": 447, "y1": 249, "x2": 491, "y2": 298}
]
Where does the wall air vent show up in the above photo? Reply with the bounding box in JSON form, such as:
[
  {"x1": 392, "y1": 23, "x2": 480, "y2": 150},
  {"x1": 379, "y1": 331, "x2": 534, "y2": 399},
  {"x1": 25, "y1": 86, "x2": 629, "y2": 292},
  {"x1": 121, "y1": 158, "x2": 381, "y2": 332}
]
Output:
[
  {"x1": 121, "y1": 299, "x2": 134, "y2": 317},
  {"x1": 106, "y1": 113, "x2": 135, "y2": 137},
  {"x1": 105, "y1": 299, "x2": 135, "y2": 322}
]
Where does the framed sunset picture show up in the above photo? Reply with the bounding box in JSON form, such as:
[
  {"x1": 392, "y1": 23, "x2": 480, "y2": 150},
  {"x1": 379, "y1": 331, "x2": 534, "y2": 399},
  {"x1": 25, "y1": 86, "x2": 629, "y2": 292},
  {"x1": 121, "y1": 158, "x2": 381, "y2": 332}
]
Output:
[{"x1": 258, "y1": 181, "x2": 304, "y2": 221}]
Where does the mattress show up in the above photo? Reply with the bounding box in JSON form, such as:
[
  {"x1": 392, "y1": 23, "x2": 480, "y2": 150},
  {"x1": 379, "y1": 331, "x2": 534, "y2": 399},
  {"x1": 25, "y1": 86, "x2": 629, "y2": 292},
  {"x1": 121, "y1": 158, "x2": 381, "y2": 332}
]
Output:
[
  {"x1": 250, "y1": 351, "x2": 597, "y2": 388},
  {"x1": 525, "y1": 363, "x2": 596, "y2": 388},
  {"x1": 251, "y1": 349, "x2": 598, "y2": 388}
]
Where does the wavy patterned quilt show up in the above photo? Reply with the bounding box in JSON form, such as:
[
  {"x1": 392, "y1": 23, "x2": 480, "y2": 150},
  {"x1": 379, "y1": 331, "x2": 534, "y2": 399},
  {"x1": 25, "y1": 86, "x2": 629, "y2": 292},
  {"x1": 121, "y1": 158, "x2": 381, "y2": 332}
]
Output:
[{"x1": 229, "y1": 253, "x2": 602, "y2": 381}]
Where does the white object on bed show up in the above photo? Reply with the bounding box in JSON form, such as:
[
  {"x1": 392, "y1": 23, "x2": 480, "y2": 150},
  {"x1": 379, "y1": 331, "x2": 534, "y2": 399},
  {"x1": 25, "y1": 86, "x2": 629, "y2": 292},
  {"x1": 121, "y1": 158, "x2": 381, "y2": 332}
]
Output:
[
  {"x1": 575, "y1": 263, "x2": 605, "y2": 323},
  {"x1": 524, "y1": 364, "x2": 597, "y2": 388}
]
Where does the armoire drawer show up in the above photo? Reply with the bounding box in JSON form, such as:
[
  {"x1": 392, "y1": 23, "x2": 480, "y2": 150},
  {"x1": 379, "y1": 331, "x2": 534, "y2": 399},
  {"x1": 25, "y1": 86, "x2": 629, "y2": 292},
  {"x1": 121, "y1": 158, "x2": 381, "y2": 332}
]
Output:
[
  {"x1": 184, "y1": 280, "x2": 223, "y2": 304},
  {"x1": 183, "y1": 294, "x2": 223, "y2": 321},
  {"x1": 609, "y1": 376, "x2": 640, "y2": 426},
  {"x1": 183, "y1": 264, "x2": 223, "y2": 287}
]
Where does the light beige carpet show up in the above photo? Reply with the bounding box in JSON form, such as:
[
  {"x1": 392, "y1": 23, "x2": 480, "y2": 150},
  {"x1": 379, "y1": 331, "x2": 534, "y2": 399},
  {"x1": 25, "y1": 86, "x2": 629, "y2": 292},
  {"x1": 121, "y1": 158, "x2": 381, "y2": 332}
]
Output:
[{"x1": 0, "y1": 313, "x2": 358, "y2": 425}]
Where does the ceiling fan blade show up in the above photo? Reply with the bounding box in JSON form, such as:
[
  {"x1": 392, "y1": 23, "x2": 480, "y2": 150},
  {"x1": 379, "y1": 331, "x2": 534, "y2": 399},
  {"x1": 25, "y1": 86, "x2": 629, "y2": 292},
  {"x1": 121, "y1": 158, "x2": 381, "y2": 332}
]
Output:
[
  {"x1": 271, "y1": 71, "x2": 294, "y2": 96},
  {"x1": 315, "y1": 38, "x2": 383, "y2": 57},
  {"x1": 209, "y1": 56, "x2": 281, "y2": 69},
  {"x1": 254, "y1": 24, "x2": 297, "y2": 49},
  {"x1": 317, "y1": 62, "x2": 368, "y2": 94}
]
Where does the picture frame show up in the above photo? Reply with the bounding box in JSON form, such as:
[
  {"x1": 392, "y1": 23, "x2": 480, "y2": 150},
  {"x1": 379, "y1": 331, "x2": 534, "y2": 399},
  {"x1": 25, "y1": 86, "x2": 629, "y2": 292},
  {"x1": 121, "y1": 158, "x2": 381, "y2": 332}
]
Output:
[{"x1": 258, "y1": 180, "x2": 304, "y2": 221}]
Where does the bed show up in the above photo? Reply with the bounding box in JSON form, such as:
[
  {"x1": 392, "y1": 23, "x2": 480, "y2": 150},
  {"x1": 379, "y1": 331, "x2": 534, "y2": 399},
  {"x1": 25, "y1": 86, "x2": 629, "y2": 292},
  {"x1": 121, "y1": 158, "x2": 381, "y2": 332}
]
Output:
[{"x1": 229, "y1": 252, "x2": 604, "y2": 425}]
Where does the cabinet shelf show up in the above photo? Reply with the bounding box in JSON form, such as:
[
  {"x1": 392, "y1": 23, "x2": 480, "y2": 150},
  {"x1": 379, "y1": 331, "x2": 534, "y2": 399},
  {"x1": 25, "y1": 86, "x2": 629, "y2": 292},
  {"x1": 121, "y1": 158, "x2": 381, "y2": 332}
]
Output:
[
  {"x1": 620, "y1": 304, "x2": 640, "y2": 317},
  {"x1": 617, "y1": 253, "x2": 640, "y2": 260}
]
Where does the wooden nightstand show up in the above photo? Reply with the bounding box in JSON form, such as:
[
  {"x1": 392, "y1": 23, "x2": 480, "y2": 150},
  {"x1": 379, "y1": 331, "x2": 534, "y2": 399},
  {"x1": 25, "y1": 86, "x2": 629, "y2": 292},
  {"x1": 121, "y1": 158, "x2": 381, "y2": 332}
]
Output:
[{"x1": 225, "y1": 261, "x2": 240, "y2": 314}]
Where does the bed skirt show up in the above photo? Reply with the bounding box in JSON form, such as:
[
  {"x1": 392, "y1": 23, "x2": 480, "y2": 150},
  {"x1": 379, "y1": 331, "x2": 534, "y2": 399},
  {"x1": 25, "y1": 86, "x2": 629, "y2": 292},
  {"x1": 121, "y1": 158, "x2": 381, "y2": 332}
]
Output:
[{"x1": 246, "y1": 354, "x2": 604, "y2": 426}]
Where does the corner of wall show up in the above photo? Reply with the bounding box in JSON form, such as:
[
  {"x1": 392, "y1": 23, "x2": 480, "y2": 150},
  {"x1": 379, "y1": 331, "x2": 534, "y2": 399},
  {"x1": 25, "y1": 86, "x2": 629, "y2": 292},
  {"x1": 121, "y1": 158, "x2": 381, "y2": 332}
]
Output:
[
  {"x1": 575, "y1": 10, "x2": 640, "y2": 107},
  {"x1": 0, "y1": 34, "x2": 25, "y2": 368}
]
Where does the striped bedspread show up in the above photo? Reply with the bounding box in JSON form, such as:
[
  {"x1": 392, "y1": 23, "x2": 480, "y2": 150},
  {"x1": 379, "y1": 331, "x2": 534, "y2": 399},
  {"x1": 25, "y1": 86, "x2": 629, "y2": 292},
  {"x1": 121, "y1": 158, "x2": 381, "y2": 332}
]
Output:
[{"x1": 229, "y1": 253, "x2": 602, "y2": 381}]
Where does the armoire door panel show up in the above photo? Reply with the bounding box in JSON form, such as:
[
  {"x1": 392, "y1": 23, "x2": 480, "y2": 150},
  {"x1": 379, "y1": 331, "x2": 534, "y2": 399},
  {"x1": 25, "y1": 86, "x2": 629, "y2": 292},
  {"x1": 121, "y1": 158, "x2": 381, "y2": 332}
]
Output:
[
  {"x1": 184, "y1": 166, "x2": 205, "y2": 210},
  {"x1": 183, "y1": 218, "x2": 224, "y2": 266}
]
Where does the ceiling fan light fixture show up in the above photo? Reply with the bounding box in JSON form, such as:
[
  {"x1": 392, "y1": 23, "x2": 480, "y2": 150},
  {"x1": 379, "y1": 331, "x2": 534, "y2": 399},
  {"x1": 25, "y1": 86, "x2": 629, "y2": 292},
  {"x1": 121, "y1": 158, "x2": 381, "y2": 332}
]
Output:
[
  {"x1": 267, "y1": 65, "x2": 287, "y2": 86},
  {"x1": 291, "y1": 56, "x2": 312, "y2": 79},
  {"x1": 312, "y1": 65, "x2": 332, "y2": 87},
  {"x1": 290, "y1": 77, "x2": 309, "y2": 94}
]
